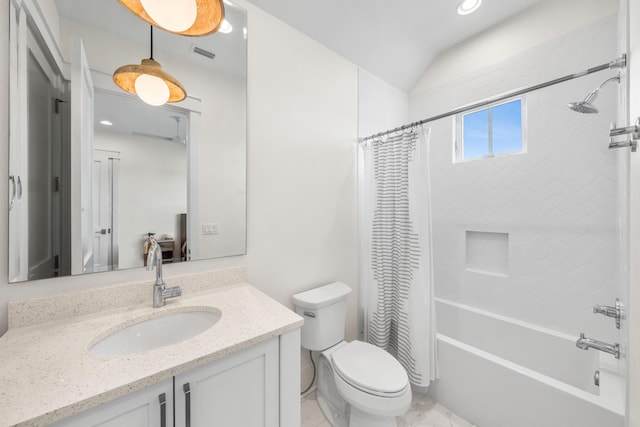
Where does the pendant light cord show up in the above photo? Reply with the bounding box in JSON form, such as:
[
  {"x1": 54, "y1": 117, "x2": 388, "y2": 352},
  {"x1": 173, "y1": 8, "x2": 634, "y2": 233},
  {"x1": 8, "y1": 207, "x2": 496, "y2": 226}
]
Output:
[{"x1": 149, "y1": 25, "x2": 154, "y2": 60}]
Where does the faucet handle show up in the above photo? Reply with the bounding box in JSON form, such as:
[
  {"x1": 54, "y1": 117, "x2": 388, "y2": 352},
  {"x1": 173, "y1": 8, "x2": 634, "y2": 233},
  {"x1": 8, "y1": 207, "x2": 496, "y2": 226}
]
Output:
[{"x1": 593, "y1": 299, "x2": 622, "y2": 329}]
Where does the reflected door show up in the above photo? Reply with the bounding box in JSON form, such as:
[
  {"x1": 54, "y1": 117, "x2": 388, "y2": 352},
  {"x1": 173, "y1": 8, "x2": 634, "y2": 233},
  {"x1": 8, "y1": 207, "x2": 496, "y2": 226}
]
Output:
[
  {"x1": 26, "y1": 22, "x2": 67, "y2": 280},
  {"x1": 92, "y1": 149, "x2": 120, "y2": 272}
]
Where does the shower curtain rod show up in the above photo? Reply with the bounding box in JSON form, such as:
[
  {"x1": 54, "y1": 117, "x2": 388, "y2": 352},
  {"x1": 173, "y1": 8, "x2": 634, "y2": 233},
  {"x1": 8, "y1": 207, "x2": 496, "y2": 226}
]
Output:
[{"x1": 359, "y1": 54, "x2": 627, "y2": 143}]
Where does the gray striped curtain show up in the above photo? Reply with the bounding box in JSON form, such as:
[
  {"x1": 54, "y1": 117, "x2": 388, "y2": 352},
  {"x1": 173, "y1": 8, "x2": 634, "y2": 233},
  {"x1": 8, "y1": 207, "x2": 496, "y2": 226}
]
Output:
[{"x1": 359, "y1": 126, "x2": 438, "y2": 388}]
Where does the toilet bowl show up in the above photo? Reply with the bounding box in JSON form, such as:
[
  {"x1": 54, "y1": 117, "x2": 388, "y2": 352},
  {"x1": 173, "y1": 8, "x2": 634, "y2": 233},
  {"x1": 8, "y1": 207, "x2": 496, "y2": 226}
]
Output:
[
  {"x1": 320, "y1": 341, "x2": 412, "y2": 427},
  {"x1": 292, "y1": 282, "x2": 412, "y2": 427}
]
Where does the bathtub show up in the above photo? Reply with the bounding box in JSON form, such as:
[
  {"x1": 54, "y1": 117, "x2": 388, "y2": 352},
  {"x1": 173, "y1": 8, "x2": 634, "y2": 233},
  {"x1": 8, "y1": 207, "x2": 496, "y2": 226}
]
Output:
[{"x1": 430, "y1": 299, "x2": 625, "y2": 427}]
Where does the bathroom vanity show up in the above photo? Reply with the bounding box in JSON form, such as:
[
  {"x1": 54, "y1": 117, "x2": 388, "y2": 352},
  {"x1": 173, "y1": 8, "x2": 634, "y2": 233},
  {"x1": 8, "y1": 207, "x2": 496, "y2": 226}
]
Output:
[
  {"x1": 55, "y1": 337, "x2": 280, "y2": 427},
  {"x1": 0, "y1": 268, "x2": 303, "y2": 427}
]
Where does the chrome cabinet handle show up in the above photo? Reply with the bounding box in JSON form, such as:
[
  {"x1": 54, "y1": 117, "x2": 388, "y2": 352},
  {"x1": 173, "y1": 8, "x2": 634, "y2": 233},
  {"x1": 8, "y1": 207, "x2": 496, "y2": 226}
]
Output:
[
  {"x1": 183, "y1": 383, "x2": 191, "y2": 427},
  {"x1": 159, "y1": 393, "x2": 166, "y2": 427},
  {"x1": 9, "y1": 175, "x2": 16, "y2": 211}
]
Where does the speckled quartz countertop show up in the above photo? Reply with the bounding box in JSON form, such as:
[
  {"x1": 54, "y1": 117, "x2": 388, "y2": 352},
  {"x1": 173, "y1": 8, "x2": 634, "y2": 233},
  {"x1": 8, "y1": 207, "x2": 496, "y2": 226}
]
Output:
[{"x1": 0, "y1": 269, "x2": 303, "y2": 427}]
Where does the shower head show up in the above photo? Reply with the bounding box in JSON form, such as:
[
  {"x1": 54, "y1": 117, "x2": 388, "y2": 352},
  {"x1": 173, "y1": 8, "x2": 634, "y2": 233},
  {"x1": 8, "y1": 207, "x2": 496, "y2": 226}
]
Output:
[
  {"x1": 567, "y1": 99, "x2": 599, "y2": 114},
  {"x1": 567, "y1": 74, "x2": 620, "y2": 114}
]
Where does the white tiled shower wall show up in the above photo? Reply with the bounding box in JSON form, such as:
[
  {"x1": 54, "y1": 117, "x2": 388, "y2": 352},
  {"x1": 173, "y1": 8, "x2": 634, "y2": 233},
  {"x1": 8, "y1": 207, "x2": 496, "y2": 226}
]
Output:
[{"x1": 409, "y1": 14, "x2": 621, "y2": 341}]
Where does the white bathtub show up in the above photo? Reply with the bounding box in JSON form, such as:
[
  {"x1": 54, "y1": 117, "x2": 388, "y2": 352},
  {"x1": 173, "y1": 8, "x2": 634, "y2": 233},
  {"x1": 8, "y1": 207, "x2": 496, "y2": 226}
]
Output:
[{"x1": 430, "y1": 299, "x2": 624, "y2": 427}]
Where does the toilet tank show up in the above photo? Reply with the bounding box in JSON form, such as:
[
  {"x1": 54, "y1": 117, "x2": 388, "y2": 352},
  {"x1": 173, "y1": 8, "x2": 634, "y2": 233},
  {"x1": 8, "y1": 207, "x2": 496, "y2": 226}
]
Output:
[{"x1": 292, "y1": 282, "x2": 352, "y2": 351}]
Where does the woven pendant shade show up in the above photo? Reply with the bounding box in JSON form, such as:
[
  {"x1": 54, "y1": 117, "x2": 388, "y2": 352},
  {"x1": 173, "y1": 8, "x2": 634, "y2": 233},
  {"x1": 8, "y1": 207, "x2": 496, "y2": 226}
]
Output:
[
  {"x1": 113, "y1": 58, "x2": 186, "y2": 103},
  {"x1": 118, "y1": 0, "x2": 225, "y2": 36}
]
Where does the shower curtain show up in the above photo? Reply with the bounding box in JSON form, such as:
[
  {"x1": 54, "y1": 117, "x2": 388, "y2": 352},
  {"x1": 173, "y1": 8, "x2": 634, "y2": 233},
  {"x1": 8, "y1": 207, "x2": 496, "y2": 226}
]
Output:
[{"x1": 358, "y1": 126, "x2": 437, "y2": 388}]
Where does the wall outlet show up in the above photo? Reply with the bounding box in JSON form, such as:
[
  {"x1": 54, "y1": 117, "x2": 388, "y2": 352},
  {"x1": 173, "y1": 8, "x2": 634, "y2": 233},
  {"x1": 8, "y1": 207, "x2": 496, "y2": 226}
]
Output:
[{"x1": 202, "y1": 223, "x2": 219, "y2": 235}]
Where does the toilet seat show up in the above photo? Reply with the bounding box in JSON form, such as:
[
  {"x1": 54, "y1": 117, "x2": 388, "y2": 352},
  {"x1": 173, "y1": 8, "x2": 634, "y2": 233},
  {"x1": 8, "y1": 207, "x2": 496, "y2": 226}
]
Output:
[{"x1": 332, "y1": 341, "x2": 409, "y2": 397}]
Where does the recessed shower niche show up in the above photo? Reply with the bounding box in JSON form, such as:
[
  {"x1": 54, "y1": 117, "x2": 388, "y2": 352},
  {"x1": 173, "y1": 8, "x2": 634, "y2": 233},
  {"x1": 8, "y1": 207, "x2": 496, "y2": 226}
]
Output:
[{"x1": 465, "y1": 231, "x2": 509, "y2": 277}]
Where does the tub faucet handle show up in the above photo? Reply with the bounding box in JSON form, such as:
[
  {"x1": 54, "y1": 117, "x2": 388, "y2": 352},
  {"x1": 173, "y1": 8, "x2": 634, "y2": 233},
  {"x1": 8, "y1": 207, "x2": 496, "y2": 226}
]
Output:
[{"x1": 593, "y1": 298, "x2": 621, "y2": 329}]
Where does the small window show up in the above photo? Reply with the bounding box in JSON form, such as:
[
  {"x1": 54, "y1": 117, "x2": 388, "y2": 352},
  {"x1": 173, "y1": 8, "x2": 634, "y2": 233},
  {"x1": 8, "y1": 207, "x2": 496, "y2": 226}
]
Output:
[{"x1": 455, "y1": 98, "x2": 525, "y2": 162}]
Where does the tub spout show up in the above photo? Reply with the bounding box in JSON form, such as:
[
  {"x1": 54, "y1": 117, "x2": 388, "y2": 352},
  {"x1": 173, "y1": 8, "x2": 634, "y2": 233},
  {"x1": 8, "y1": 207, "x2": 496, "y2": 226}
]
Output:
[{"x1": 576, "y1": 333, "x2": 620, "y2": 359}]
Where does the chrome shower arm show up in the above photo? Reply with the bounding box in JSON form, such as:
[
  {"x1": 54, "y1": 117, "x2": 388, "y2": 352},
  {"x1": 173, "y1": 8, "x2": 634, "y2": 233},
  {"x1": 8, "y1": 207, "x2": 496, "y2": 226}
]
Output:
[{"x1": 582, "y1": 75, "x2": 620, "y2": 104}]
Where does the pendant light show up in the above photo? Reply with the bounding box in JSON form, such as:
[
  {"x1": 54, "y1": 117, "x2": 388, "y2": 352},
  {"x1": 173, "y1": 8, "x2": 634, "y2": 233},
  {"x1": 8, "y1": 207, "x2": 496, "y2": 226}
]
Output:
[
  {"x1": 118, "y1": 0, "x2": 225, "y2": 37},
  {"x1": 113, "y1": 26, "x2": 186, "y2": 106}
]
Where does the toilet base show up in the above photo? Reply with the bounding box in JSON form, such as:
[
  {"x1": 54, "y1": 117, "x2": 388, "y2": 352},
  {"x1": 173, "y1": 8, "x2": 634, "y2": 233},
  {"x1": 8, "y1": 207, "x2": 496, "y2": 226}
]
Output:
[{"x1": 349, "y1": 405, "x2": 398, "y2": 427}]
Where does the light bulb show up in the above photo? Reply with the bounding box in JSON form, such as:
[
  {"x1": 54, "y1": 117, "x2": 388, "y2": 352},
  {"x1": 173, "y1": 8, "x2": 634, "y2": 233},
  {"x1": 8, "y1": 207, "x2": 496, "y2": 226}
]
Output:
[
  {"x1": 135, "y1": 74, "x2": 170, "y2": 106},
  {"x1": 140, "y1": 0, "x2": 197, "y2": 32},
  {"x1": 457, "y1": 0, "x2": 482, "y2": 15}
]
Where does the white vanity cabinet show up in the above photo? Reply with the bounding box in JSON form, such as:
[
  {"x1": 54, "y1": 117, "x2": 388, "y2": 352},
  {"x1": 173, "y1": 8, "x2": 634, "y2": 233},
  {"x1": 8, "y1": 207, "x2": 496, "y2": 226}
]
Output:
[
  {"x1": 174, "y1": 337, "x2": 279, "y2": 427},
  {"x1": 54, "y1": 335, "x2": 295, "y2": 427},
  {"x1": 52, "y1": 379, "x2": 174, "y2": 427}
]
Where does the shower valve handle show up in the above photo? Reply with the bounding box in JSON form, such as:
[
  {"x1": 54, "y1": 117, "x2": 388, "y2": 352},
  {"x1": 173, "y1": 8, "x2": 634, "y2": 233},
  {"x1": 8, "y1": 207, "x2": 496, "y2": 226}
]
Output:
[{"x1": 593, "y1": 298, "x2": 621, "y2": 329}]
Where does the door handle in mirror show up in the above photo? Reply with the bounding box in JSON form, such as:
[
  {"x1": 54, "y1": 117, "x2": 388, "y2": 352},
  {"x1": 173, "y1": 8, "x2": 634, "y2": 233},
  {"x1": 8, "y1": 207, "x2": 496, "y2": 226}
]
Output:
[{"x1": 9, "y1": 175, "x2": 16, "y2": 211}]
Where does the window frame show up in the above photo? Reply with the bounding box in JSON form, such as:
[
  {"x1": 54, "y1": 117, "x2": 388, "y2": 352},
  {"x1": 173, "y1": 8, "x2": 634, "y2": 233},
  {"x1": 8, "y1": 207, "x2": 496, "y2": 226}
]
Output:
[{"x1": 454, "y1": 95, "x2": 527, "y2": 163}]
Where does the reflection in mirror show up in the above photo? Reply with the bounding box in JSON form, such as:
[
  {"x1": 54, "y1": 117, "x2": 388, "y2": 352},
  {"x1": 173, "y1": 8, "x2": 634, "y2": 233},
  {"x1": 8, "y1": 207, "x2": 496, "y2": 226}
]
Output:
[
  {"x1": 93, "y1": 90, "x2": 188, "y2": 272},
  {"x1": 8, "y1": 0, "x2": 247, "y2": 283}
]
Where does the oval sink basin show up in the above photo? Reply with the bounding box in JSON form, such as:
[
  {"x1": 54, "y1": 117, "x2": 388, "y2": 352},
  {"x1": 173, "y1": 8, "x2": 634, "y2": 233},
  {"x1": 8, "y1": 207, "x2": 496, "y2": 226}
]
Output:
[{"x1": 90, "y1": 309, "x2": 221, "y2": 356}]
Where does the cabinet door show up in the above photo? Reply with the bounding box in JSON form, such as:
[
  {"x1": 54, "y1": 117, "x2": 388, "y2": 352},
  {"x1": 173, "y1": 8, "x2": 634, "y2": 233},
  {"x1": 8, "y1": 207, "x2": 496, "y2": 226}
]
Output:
[
  {"x1": 175, "y1": 337, "x2": 279, "y2": 427},
  {"x1": 52, "y1": 379, "x2": 173, "y2": 427}
]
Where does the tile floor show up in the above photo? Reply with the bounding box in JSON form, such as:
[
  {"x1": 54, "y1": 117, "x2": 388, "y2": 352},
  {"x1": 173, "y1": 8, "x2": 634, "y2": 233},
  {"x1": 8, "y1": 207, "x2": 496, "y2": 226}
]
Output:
[{"x1": 301, "y1": 390, "x2": 476, "y2": 427}]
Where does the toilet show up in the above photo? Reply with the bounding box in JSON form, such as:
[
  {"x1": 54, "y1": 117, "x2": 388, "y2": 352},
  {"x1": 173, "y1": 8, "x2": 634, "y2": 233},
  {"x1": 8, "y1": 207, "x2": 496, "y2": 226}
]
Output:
[{"x1": 292, "y1": 282, "x2": 412, "y2": 427}]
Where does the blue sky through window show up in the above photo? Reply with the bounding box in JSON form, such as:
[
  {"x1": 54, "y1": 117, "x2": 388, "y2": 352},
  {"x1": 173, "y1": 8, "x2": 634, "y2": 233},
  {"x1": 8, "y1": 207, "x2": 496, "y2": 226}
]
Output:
[
  {"x1": 463, "y1": 109, "x2": 488, "y2": 160},
  {"x1": 461, "y1": 99, "x2": 522, "y2": 160},
  {"x1": 492, "y1": 100, "x2": 522, "y2": 155}
]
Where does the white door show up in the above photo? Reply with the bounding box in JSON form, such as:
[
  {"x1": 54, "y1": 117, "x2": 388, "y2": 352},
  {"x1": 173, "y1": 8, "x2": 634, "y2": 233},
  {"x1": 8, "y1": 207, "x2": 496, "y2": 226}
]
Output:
[
  {"x1": 8, "y1": 4, "x2": 27, "y2": 282},
  {"x1": 70, "y1": 37, "x2": 95, "y2": 274},
  {"x1": 92, "y1": 149, "x2": 120, "y2": 272},
  {"x1": 9, "y1": 5, "x2": 66, "y2": 281}
]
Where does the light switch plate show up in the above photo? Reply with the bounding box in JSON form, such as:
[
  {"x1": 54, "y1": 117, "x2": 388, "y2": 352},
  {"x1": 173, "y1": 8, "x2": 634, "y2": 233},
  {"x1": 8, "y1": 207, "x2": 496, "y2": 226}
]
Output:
[{"x1": 202, "y1": 223, "x2": 219, "y2": 235}]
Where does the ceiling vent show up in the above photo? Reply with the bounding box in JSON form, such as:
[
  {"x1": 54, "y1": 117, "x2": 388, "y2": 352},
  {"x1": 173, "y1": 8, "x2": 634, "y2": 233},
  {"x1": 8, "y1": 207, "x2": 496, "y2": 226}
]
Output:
[{"x1": 192, "y1": 45, "x2": 216, "y2": 60}]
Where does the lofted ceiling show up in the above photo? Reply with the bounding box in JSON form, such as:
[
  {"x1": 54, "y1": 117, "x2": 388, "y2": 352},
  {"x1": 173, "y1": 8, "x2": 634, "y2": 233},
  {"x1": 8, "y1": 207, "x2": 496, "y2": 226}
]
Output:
[{"x1": 244, "y1": 0, "x2": 543, "y2": 91}]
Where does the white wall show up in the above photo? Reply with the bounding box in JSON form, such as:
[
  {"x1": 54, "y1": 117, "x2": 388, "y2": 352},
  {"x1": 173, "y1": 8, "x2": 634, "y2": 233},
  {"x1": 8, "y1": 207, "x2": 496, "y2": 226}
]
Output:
[
  {"x1": 410, "y1": 12, "x2": 621, "y2": 342},
  {"x1": 93, "y1": 131, "x2": 187, "y2": 269},
  {"x1": 358, "y1": 69, "x2": 408, "y2": 137},
  {"x1": 240, "y1": 1, "x2": 359, "y2": 386},
  {"x1": 0, "y1": 0, "x2": 360, "y2": 351}
]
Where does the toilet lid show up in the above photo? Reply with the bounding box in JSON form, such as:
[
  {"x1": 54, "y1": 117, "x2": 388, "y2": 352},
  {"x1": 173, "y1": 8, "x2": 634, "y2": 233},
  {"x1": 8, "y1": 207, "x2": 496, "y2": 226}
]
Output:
[{"x1": 332, "y1": 341, "x2": 408, "y2": 395}]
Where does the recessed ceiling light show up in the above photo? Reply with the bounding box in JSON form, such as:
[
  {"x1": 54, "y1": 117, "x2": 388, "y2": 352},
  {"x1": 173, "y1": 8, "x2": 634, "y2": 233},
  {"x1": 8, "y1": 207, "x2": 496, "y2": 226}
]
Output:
[
  {"x1": 100, "y1": 120, "x2": 113, "y2": 126},
  {"x1": 218, "y1": 19, "x2": 232, "y2": 34},
  {"x1": 457, "y1": 0, "x2": 482, "y2": 15}
]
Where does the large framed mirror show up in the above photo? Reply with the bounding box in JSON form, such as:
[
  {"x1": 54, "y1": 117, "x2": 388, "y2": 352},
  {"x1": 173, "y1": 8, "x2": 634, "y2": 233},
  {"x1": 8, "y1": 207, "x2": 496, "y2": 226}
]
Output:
[{"x1": 8, "y1": 0, "x2": 247, "y2": 282}]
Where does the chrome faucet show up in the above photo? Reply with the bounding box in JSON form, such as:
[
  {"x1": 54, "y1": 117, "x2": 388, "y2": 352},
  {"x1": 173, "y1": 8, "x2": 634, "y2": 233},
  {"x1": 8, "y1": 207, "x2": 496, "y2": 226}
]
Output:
[
  {"x1": 576, "y1": 333, "x2": 620, "y2": 359},
  {"x1": 146, "y1": 237, "x2": 182, "y2": 308}
]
